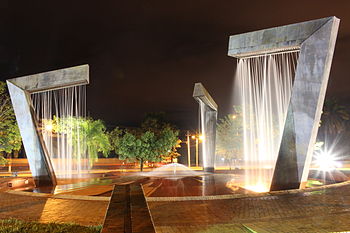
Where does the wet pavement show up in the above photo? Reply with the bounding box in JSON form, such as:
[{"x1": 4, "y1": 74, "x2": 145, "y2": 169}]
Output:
[
  {"x1": 0, "y1": 191, "x2": 108, "y2": 226},
  {"x1": 1, "y1": 171, "x2": 350, "y2": 232},
  {"x1": 148, "y1": 182, "x2": 350, "y2": 232},
  {"x1": 143, "y1": 174, "x2": 253, "y2": 197}
]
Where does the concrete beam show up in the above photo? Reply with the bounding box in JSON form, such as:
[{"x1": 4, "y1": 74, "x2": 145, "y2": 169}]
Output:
[
  {"x1": 228, "y1": 17, "x2": 330, "y2": 58},
  {"x1": 193, "y1": 83, "x2": 218, "y2": 111}
]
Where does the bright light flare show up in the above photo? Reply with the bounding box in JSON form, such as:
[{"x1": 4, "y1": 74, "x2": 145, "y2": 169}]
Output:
[
  {"x1": 244, "y1": 182, "x2": 269, "y2": 193},
  {"x1": 199, "y1": 134, "x2": 204, "y2": 141},
  {"x1": 314, "y1": 150, "x2": 342, "y2": 171},
  {"x1": 44, "y1": 123, "x2": 53, "y2": 132}
]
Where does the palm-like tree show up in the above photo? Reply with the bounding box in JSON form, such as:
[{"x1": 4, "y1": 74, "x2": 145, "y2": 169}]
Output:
[{"x1": 321, "y1": 98, "x2": 350, "y2": 136}]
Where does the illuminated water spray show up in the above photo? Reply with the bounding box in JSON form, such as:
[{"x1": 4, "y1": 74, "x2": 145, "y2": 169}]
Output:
[
  {"x1": 235, "y1": 52, "x2": 299, "y2": 192},
  {"x1": 31, "y1": 86, "x2": 89, "y2": 179}
]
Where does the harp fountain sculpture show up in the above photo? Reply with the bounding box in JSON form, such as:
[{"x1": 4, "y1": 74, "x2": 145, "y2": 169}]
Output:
[
  {"x1": 7, "y1": 65, "x2": 89, "y2": 186},
  {"x1": 228, "y1": 17, "x2": 340, "y2": 191}
]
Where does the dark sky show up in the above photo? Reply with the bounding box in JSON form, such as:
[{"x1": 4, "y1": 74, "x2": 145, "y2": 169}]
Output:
[{"x1": 1, "y1": 1, "x2": 350, "y2": 129}]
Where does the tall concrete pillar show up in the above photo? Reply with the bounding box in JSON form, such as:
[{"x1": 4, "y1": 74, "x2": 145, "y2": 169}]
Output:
[
  {"x1": 7, "y1": 65, "x2": 89, "y2": 186},
  {"x1": 228, "y1": 17, "x2": 340, "y2": 190},
  {"x1": 193, "y1": 83, "x2": 218, "y2": 172}
]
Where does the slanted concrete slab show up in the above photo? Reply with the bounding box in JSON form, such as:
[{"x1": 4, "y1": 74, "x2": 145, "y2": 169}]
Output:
[{"x1": 193, "y1": 83, "x2": 218, "y2": 172}]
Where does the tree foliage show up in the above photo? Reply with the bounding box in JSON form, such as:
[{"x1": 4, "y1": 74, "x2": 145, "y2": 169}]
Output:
[
  {"x1": 216, "y1": 106, "x2": 244, "y2": 168},
  {"x1": 163, "y1": 139, "x2": 182, "y2": 163},
  {"x1": 321, "y1": 98, "x2": 350, "y2": 136},
  {"x1": 141, "y1": 112, "x2": 175, "y2": 132},
  {"x1": 111, "y1": 112, "x2": 180, "y2": 171},
  {"x1": 0, "y1": 81, "x2": 22, "y2": 155},
  {"x1": 51, "y1": 116, "x2": 112, "y2": 162}
]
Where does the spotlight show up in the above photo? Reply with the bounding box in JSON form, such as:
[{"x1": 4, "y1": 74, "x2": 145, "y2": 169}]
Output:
[
  {"x1": 44, "y1": 123, "x2": 53, "y2": 132},
  {"x1": 314, "y1": 150, "x2": 341, "y2": 171},
  {"x1": 245, "y1": 182, "x2": 269, "y2": 193}
]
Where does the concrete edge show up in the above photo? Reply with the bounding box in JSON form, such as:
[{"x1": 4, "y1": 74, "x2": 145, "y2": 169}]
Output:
[
  {"x1": 6, "y1": 190, "x2": 51, "y2": 198},
  {"x1": 146, "y1": 180, "x2": 350, "y2": 202},
  {"x1": 5, "y1": 190, "x2": 110, "y2": 201},
  {"x1": 5, "y1": 179, "x2": 350, "y2": 202},
  {"x1": 53, "y1": 194, "x2": 110, "y2": 201}
]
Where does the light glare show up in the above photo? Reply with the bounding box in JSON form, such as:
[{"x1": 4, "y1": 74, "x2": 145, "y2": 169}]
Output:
[
  {"x1": 44, "y1": 123, "x2": 53, "y2": 132},
  {"x1": 314, "y1": 150, "x2": 341, "y2": 171},
  {"x1": 245, "y1": 182, "x2": 269, "y2": 193}
]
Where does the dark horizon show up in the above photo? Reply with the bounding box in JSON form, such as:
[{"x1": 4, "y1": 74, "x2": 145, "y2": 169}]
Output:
[{"x1": 1, "y1": 1, "x2": 350, "y2": 129}]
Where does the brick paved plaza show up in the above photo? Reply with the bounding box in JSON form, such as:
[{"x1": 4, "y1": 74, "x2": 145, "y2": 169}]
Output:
[
  {"x1": 148, "y1": 183, "x2": 350, "y2": 232},
  {"x1": 1, "y1": 181, "x2": 350, "y2": 232},
  {"x1": 0, "y1": 191, "x2": 108, "y2": 226}
]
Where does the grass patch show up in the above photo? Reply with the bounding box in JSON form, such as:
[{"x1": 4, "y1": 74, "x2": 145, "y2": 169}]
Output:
[
  {"x1": 0, "y1": 219, "x2": 101, "y2": 233},
  {"x1": 306, "y1": 179, "x2": 324, "y2": 187}
]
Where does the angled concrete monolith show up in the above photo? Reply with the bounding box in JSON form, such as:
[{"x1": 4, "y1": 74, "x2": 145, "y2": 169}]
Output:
[{"x1": 193, "y1": 83, "x2": 218, "y2": 172}]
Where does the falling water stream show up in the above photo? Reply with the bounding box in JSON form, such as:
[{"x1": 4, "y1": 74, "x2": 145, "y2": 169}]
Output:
[
  {"x1": 31, "y1": 86, "x2": 88, "y2": 178},
  {"x1": 235, "y1": 51, "x2": 299, "y2": 192}
]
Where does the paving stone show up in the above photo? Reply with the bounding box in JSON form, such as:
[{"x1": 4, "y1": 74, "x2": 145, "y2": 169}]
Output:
[
  {"x1": 148, "y1": 184, "x2": 350, "y2": 232},
  {"x1": 0, "y1": 192, "x2": 108, "y2": 226},
  {"x1": 2, "y1": 181, "x2": 350, "y2": 232}
]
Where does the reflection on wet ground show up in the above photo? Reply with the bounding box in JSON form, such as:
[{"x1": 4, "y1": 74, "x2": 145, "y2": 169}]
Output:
[
  {"x1": 3, "y1": 169, "x2": 350, "y2": 198},
  {"x1": 143, "y1": 174, "x2": 253, "y2": 197},
  {"x1": 3, "y1": 172, "x2": 254, "y2": 197},
  {"x1": 33, "y1": 173, "x2": 254, "y2": 197}
]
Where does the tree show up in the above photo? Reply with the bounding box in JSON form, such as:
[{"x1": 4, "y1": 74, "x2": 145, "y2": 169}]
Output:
[
  {"x1": 109, "y1": 126, "x2": 123, "y2": 152},
  {"x1": 141, "y1": 112, "x2": 175, "y2": 132},
  {"x1": 0, "y1": 81, "x2": 22, "y2": 160},
  {"x1": 0, "y1": 155, "x2": 8, "y2": 165},
  {"x1": 51, "y1": 116, "x2": 112, "y2": 163},
  {"x1": 216, "y1": 106, "x2": 244, "y2": 169},
  {"x1": 115, "y1": 127, "x2": 179, "y2": 171},
  {"x1": 320, "y1": 98, "x2": 350, "y2": 136},
  {"x1": 111, "y1": 112, "x2": 180, "y2": 171},
  {"x1": 162, "y1": 139, "x2": 182, "y2": 163}
]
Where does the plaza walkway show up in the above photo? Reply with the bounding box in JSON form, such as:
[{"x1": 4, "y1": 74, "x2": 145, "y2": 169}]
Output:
[
  {"x1": 148, "y1": 182, "x2": 350, "y2": 232},
  {"x1": 0, "y1": 191, "x2": 108, "y2": 226},
  {"x1": 1, "y1": 181, "x2": 350, "y2": 232}
]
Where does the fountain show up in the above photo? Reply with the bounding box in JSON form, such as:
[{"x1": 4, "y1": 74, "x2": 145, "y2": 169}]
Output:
[
  {"x1": 228, "y1": 17, "x2": 340, "y2": 191},
  {"x1": 235, "y1": 51, "x2": 298, "y2": 192},
  {"x1": 31, "y1": 85, "x2": 88, "y2": 179},
  {"x1": 143, "y1": 163, "x2": 200, "y2": 179},
  {"x1": 7, "y1": 65, "x2": 89, "y2": 186}
]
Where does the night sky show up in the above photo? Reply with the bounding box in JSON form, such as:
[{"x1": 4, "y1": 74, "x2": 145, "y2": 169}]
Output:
[{"x1": 1, "y1": 1, "x2": 350, "y2": 130}]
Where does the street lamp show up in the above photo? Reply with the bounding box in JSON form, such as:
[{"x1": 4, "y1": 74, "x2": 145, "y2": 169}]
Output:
[
  {"x1": 191, "y1": 133, "x2": 203, "y2": 167},
  {"x1": 186, "y1": 131, "x2": 191, "y2": 167}
]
